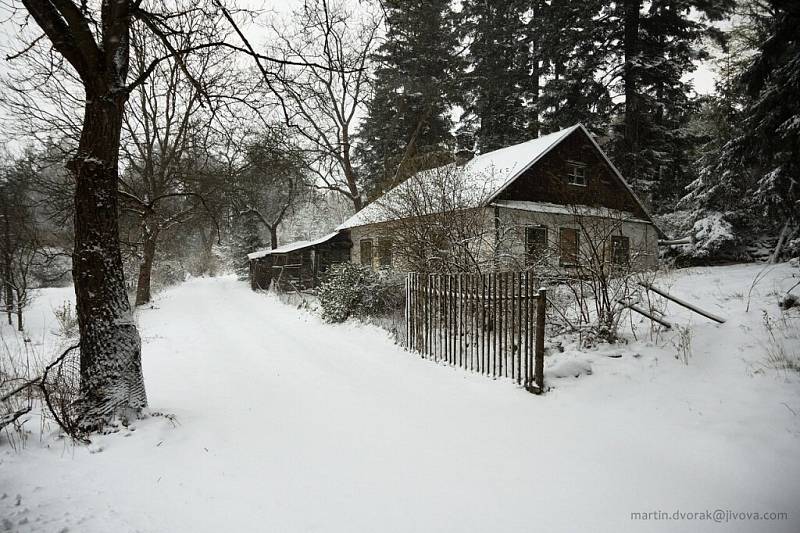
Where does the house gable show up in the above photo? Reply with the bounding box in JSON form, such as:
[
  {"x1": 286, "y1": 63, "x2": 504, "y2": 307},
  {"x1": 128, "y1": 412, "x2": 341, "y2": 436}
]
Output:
[{"x1": 490, "y1": 126, "x2": 653, "y2": 223}]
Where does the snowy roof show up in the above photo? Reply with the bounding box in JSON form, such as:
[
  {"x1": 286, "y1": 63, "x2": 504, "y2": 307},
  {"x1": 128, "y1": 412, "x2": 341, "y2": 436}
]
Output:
[
  {"x1": 247, "y1": 231, "x2": 340, "y2": 260},
  {"x1": 337, "y1": 125, "x2": 581, "y2": 230}
]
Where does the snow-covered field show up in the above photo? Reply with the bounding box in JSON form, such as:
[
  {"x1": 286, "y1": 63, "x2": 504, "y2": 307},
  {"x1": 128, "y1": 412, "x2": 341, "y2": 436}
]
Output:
[{"x1": 2, "y1": 263, "x2": 799, "y2": 532}]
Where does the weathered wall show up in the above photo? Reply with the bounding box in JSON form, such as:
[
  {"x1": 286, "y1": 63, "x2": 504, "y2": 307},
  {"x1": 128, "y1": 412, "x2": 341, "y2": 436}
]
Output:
[
  {"x1": 347, "y1": 206, "x2": 658, "y2": 272},
  {"x1": 493, "y1": 207, "x2": 658, "y2": 271}
]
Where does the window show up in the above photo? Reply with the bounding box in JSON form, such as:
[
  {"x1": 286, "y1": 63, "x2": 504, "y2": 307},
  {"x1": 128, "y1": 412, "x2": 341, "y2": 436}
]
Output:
[
  {"x1": 566, "y1": 161, "x2": 587, "y2": 186},
  {"x1": 559, "y1": 228, "x2": 579, "y2": 266},
  {"x1": 525, "y1": 226, "x2": 548, "y2": 264},
  {"x1": 378, "y1": 239, "x2": 393, "y2": 268},
  {"x1": 610, "y1": 235, "x2": 630, "y2": 265},
  {"x1": 360, "y1": 239, "x2": 373, "y2": 267}
]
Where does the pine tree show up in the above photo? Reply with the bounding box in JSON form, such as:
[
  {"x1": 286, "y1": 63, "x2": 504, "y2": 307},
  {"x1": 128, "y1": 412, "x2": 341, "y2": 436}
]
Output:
[
  {"x1": 459, "y1": 0, "x2": 529, "y2": 153},
  {"x1": 357, "y1": 0, "x2": 461, "y2": 199},
  {"x1": 534, "y1": 0, "x2": 614, "y2": 136},
  {"x1": 229, "y1": 217, "x2": 264, "y2": 280},
  {"x1": 679, "y1": 0, "x2": 796, "y2": 261},
  {"x1": 607, "y1": 0, "x2": 732, "y2": 210},
  {"x1": 731, "y1": 0, "x2": 800, "y2": 258}
]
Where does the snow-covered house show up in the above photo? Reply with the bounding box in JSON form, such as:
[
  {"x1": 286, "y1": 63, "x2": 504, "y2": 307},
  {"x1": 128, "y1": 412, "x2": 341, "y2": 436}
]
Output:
[
  {"x1": 337, "y1": 123, "x2": 662, "y2": 272},
  {"x1": 248, "y1": 123, "x2": 661, "y2": 290}
]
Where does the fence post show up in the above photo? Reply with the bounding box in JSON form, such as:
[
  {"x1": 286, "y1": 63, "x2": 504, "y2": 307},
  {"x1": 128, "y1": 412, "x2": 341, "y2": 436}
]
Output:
[{"x1": 533, "y1": 287, "x2": 547, "y2": 393}]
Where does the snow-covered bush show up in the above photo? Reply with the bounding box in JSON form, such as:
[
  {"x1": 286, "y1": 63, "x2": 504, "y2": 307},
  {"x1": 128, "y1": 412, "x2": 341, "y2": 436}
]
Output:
[
  {"x1": 317, "y1": 263, "x2": 404, "y2": 325},
  {"x1": 316, "y1": 263, "x2": 376, "y2": 323},
  {"x1": 690, "y1": 212, "x2": 738, "y2": 259}
]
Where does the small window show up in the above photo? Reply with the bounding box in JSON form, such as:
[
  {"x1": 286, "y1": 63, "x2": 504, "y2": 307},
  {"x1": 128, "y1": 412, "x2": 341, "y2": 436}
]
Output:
[
  {"x1": 525, "y1": 226, "x2": 548, "y2": 264},
  {"x1": 378, "y1": 239, "x2": 393, "y2": 268},
  {"x1": 566, "y1": 161, "x2": 587, "y2": 186},
  {"x1": 559, "y1": 228, "x2": 579, "y2": 266},
  {"x1": 611, "y1": 235, "x2": 630, "y2": 265},
  {"x1": 360, "y1": 239, "x2": 373, "y2": 267}
]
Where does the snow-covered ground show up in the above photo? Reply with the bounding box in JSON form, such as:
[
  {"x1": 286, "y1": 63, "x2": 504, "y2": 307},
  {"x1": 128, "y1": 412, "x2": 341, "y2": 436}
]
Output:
[{"x1": 2, "y1": 263, "x2": 799, "y2": 532}]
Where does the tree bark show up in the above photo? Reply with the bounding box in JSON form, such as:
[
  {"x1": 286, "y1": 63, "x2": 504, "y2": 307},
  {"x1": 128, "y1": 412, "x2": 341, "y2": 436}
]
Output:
[
  {"x1": 71, "y1": 95, "x2": 147, "y2": 429},
  {"x1": 2, "y1": 210, "x2": 12, "y2": 326},
  {"x1": 622, "y1": 0, "x2": 642, "y2": 184},
  {"x1": 269, "y1": 226, "x2": 279, "y2": 249},
  {"x1": 135, "y1": 226, "x2": 159, "y2": 306},
  {"x1": 15, "y1": 290, "x2": 22, "y2": 332}
]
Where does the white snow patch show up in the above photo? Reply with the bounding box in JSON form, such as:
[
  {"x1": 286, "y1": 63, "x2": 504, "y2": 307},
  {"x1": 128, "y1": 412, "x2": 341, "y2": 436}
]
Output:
[{"x1": 2, "y1": 264, "x2": 799, "y2": 532}]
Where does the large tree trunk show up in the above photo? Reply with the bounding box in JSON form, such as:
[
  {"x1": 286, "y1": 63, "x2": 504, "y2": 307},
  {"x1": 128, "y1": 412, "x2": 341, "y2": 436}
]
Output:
[
  {"x1": 135, "y1": 226, "x2": 159, "y2": 306},
  {"x1": 622, "y1": 0, "x2": 641, "y2": 184},
  {"x1": 269, "y1": 226, "x2": 279, "y2": 249},
  {"x1": 2, "y1": 212, "x2": 12, "y2": 326},
  {"x1": 15, "y1": 290, "x2": 22, "y2": 332},
  {"x1": 72, "y1": 95, "x2": 147, "y2": 429}
]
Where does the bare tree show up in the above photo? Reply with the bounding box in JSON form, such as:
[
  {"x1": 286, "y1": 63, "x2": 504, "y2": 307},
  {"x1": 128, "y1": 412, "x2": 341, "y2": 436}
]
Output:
[
  {"x1": 367, "y1": 163, "x2": 496, "y2": 273},
  {"x1": 0, "y1": 156, "x2": 43, "y2": 331},
  {"x1": 270, "y1": 0, "x2": 381, "y2": 213},
  {"x1": 118, "y1": 22, "x2": 234, "y2": 306},
  {"x1": 1, "y1": 0, "x2": 267, "y2": 430},
  {"x1": 231, "y1": 130, "x2": 308, "y2": 250}
]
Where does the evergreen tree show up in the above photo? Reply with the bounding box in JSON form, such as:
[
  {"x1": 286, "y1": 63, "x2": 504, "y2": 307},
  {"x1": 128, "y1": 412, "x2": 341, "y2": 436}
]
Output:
[
  {"x1": 610, "y1": 0, "x2": 732, "y2": 209},
  {"x1": 679, "y1": 0, "x2": 798, "y2": 262},
  {"x1": 459, "y1": 0, "x2": 530, "y2": 153},
  {"x1": 357, "y1": 0, "x2": 461, "y2": 198},
  {"x1": 229, "y1": 217, "x2": 264, "y2": 280},
  {"x1": 535, "y1": 0, "x2": 614, "y2": 136},
  {"x1": 730, "y1": 0, "x2": 800, "y2": 258}
]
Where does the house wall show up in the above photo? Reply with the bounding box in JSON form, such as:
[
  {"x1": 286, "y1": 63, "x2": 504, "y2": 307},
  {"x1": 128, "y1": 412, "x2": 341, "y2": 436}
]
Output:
[
  {"x1": 495, "y1": 129, "x2": 650, "y2": 220},
  {"x1": 347, "y1": 207, "x2": 658, "y2": 272},
  {"x1": 493, "y1": 207, "x2": 658, "y2": 271}
]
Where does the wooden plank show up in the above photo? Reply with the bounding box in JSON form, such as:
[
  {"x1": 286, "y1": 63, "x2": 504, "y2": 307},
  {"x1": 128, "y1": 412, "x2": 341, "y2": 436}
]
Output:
[
  {"x1": 405, "y1": 273, "x2": 411, "y2": 350},
  {"x1": 426, "y1": 274, "x2": 432, "y2": 358},
  {"x1": 512, "y1": 271, "x2": 517, "y2": 379},
  {"x1": 445, "y1": 274, "x2": 450, "y2": 365},
  {"x1": 534, "y1": 288, "x2": 547, "y2": 392},
  {"x1": 620, "y1": 300, "x2": 673, "y2": 329},
  {"x1": 496, "y1": 272, "x2": 501, "y2": 378},
  {"x1": 523, "y1": 272, "x2": 529, "y2": 386},
  {"x1": 638, "y1": 282, "x2": 726, "y2": 323},
  {"x1": 458, "y1": 273, "x2": 467, "y2": 367},
  {"x1": 481, "y1": 273, "x2": 487, "y2": 374}
]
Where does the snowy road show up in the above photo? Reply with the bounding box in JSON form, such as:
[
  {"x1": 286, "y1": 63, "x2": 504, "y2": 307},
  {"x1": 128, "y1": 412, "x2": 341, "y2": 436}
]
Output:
[{"x1": 3, "y1": 268, "x2": 800, "y2": 532}]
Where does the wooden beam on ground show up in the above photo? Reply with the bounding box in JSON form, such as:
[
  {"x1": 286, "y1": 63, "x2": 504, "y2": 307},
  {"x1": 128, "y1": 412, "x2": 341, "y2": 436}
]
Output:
[
  {"x1": 618, "y1": 299, "x2": 673, "y2": 329},
  {"x1": 639, "y1": 282, "x2": 727, "y2": 324}
]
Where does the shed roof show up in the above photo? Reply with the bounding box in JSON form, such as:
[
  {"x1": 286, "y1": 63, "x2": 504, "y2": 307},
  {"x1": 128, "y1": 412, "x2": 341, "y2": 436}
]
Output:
[{"x1": 247, "y1": 231, "x2": 340, "y2": 260}]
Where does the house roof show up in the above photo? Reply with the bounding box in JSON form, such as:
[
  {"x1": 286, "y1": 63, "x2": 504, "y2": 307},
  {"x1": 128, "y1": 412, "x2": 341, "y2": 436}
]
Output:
[
  {"x1": 337, "y1": 125, "x2": 581, "y2": 230},
  {"x1": 247, "y1": 231, "x2": 340, "y2": 260}
]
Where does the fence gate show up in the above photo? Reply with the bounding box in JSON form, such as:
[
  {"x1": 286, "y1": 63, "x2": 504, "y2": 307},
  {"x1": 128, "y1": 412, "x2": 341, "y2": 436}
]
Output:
[{"x1": 405, "y1": 271, "x2": 546, "y2": 392}]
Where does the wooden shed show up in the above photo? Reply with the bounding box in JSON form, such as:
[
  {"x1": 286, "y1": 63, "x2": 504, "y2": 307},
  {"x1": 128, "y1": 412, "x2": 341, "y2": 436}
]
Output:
[{"x1": 247, "y1": 231, "x2": 352, "y2": 291}]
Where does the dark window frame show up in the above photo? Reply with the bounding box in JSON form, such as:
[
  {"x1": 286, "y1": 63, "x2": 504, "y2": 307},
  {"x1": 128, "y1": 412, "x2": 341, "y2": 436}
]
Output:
[
  {"x1": 559, "y1": 227, "x2": 579, "y2": 266},
  {"x1": 566, "y1": 160, "x2": 588, "y2": 187},
  {"x1": 378, "y1": 239, "x2": 393, "y2": 268},
  {"x1": 610, "y1": 235, "x2": 630, "y2": 265},
  {"x1": 360, "y1": 238, "x2": 374, "y2": 267},
  {"x1": 525, "y1": 225, "x2": 548, "y2": 265}
]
